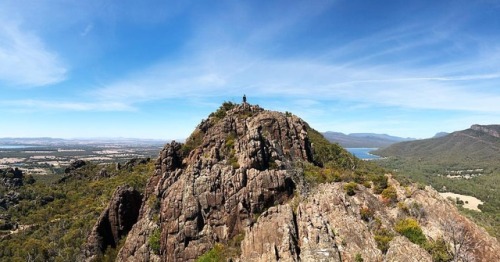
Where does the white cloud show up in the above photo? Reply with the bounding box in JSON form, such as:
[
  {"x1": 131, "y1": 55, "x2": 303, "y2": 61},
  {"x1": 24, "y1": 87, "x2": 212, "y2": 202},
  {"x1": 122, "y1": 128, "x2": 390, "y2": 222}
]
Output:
[
  {"x1": 89, "y1": 45, "x2": 500, "y2": 114},
  {"x1": 0, "y1": 21, "x2": 67, "y2": 87},
  {"x1": 0, "y1": 99, "x2": 135, "y2": 112}
]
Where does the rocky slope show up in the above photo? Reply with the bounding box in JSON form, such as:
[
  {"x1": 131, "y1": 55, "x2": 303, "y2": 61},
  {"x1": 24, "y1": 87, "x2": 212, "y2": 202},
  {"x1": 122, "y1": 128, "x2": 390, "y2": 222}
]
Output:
[{"x1": 88, "y1": 102, "x2": 499, "y2": 261}]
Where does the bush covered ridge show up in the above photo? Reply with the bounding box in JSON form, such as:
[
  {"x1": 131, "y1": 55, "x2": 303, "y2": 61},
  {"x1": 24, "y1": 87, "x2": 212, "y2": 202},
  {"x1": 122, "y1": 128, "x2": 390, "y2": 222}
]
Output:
[{"x1": 0, "y1": 161, "x2": 153, "y2": 261}]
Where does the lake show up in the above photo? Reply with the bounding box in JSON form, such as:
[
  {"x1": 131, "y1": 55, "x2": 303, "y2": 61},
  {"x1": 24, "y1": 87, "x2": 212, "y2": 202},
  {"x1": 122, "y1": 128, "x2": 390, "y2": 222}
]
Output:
[
  {"x1": 346, "y1": 148, "x2": 381, "y2": 160},
  {"x1": 0, "y1": 145, "x2": 37, "y2": 149}
]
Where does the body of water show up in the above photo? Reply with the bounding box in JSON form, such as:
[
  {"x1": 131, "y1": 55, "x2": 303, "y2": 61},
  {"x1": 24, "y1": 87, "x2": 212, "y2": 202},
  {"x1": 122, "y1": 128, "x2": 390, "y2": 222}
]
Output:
[
  {"x1": 346, "y1": 148, "x2": 381, "y2": 160},
  {"x1": 0, "y1": 145, "x2": 36, "y2": 149}
]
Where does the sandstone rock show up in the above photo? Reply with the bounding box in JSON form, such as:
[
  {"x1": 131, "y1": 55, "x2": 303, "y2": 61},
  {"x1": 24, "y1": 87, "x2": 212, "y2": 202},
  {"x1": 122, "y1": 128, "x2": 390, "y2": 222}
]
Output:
[
  {"x1": 241, "y1": 204, "x2": 300, "y2": 261},
  {"x1": 385, "y1": 236, "x2": 432, "y2": 262},
  {"x1": 296, "y1": 183, "x2": 382, "y2": 262}
]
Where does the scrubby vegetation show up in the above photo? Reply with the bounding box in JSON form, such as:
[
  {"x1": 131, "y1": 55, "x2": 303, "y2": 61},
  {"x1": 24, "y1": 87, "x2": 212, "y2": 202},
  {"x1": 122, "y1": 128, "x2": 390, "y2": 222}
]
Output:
[
  {"x1": 378, "y1": 157, "x2": 500, "y2": 239},
  {"x1": 0, "y1": 161, "x2": 153, "y2": 261},
  {"x1": 381, "y1": 186, "x2": 398, "y2": 204},
  {"x1": 181, "y1": 129, "x2": 205, "y2": 157},
  {"x1": 196, "y1": 243, "x2": 225, "y2": 262},
  {"x1": 308, "y1": 128, "x2": 356, "y2": 170},
  {"x1": 375, "y1": 126, "x2": 500, "y2": 240},
  {"x1": 304, "y1": 127, "x2": 389, "y2": 193},
  {"x1": 209, "y1": 101, "x2": 236, "y2": 121},
  {"x1": 395, "y1": 218, "x2": 426, "y2": 246},
  {"x1": 373, "y1": 227, "x2": 394, "y2": 254},
  {"x1": 149, "y1": 228, "x2": 161, "y2": 255},
  {"x1": 196, "y1": 233, "x2": 245, "y2": 262},
  {"x1": 343, "y1": 182, "x2": 358, "y2": 196}
]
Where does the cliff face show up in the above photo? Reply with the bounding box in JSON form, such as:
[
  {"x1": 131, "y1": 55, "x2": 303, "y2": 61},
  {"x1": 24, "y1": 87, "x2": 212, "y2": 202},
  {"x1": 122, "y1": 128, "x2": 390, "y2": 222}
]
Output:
[{"x1": 110, "y1": 102, "x2": 499, "y2": 261}]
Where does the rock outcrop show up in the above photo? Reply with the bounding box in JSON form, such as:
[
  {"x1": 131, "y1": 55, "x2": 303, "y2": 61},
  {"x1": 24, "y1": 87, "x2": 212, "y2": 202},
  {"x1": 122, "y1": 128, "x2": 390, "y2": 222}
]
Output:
[
  {"x1": 0, "y1": 168, "x2": 24, "y2": 188},
  {"x1": 110, "y1": 102, "x2": 499, "y2": 262},
  {"x1": 471, "y1": 124, "x2": 500, "y2": 138},
  {"x1": 64, "y1": 160, "x2": 87, "y2": 174},
  {"x1": 117, "y1": 103, "x2": 311, "y2": 261},
  {"x1": 83, "y1": 185, "x2": 142, "y2": 261},
  {"x1": 120, "y1": 157, "x2": 151, "y2": 170}
]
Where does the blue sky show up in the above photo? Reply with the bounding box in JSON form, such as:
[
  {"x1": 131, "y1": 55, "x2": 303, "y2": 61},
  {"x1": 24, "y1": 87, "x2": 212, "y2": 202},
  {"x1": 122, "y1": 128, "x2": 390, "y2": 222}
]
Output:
[{"x1": 0, "y1": 0, "x2": 499, "y2": 140}]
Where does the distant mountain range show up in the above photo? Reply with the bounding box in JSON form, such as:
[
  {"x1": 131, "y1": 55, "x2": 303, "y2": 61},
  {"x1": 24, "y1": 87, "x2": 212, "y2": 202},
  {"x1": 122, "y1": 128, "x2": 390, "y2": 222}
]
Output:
[
  {"x1": 433, "y1": 132, "x2": 449, "y2": 138},
  {"x1": 322, "y1": 132, "x2": 415, "y2": 148},
  {"x1": 374, "y1": 124, "x2": 500, "y2": 166},
  {"x1": 0, "y1": 137, "x2": 167, "y2": 146}
]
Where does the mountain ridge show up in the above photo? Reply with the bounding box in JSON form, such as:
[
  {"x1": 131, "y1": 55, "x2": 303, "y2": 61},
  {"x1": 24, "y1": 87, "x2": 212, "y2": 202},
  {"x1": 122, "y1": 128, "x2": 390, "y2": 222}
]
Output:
[
  {"x1": 374, "y1": 124, "x2": 500, "y2": 166},
  {"x1": 322, "y1": 131, "x2": 415, "y2": 148}
]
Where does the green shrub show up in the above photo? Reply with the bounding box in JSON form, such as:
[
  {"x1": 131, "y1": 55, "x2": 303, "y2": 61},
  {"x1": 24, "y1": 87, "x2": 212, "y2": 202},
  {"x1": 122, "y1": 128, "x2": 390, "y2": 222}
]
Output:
[
  {"x1": 149, "y1": 228, "x2": 161, "y2": 255},
  {"x1": 423, "y1": 238, "x2": 452, "y2": 262},
  {"x1": 372, "y1": 175, "x2": 388, "y2": 194},
  {"x1": 303, "y1": 163, "x2": 324, "y2": 184},
  {"x1": 395, "y1": 218, "x2": 426, "y2": 246},
  {"x1": 373, "y1": 228, "x2": 393, "y2": 254},
  {"x1": 196, "y1": 243, "x2": 225, "y2": 262},
  {"x1": 225, "y1": 133, "x2": 236, "y2": 149},
  {"x1": 344, "y1": 182, "x2": 358, "y2": 196},
  {"x1": 181, "y1": 130, "x2": 204, "y2": 157},
  {"x1": 397, "y1": 202, "x2": 409, "y2": 214},
  {"x1": 381, "y1": 186, "x2": 398, "y2": 203},
  {"x1": 355, "y1": 252, "x2": 364, "y2": 262},
  {"x1": 210, "y1": 101, "x2": 236, "y2": 120}
]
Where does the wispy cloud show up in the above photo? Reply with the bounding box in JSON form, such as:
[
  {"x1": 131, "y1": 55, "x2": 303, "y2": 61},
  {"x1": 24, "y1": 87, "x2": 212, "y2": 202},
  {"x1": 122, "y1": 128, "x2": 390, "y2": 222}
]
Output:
[
  {"x1": 89, "y1": 44, "x2": 500, "y2": 113},
  {"x1": 0, "y1": 99, "x2": 135, "y2": 112},
  {"x1": 0, "y1": 21, "x2": 67, "y2": 87},
  {"x1": 65, "y1": 1, "x2": 496, "y2": 115},
  {"x1": 80, "y1": 23, "x2": 94, "y2": 37}
]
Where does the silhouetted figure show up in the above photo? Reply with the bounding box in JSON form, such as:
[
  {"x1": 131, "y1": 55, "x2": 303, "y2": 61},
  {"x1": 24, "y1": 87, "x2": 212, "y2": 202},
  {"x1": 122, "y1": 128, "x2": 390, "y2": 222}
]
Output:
[{"x1": 243, "y1": 94, "x2": 247, "y2": 103}]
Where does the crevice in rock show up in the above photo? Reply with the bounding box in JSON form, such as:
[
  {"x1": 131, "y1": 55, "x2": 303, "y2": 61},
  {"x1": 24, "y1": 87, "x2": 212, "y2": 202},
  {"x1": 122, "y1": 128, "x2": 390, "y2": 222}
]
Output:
[
  {"x1": 291, "y1": 209, "x2": 301, "y2": 257},
  {"x1": 274, "y1": 244, "x2": 280, "y2": 260}
]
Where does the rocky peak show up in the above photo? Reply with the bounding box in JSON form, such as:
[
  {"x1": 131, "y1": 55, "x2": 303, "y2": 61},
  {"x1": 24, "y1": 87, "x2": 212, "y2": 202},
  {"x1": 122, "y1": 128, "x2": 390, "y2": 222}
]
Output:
[
  {"x1": 111, "y1": 101, "x2": 499, "y2": 262},
  {"x1": 182, "y1": 102, "x2": 313, "y2": 169},
  {"x1": 471, "y1": 124, "x2": 500, "y2": 138},
  {"x1": 116, "y1": 102, "x2": 315, "y2": 261}
]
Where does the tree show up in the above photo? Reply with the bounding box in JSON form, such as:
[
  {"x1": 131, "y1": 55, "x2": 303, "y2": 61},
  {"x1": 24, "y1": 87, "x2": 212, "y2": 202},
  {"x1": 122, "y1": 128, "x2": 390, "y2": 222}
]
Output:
[{"x1": 440, "y1": 217, "x2": 479, "y2": 262}]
